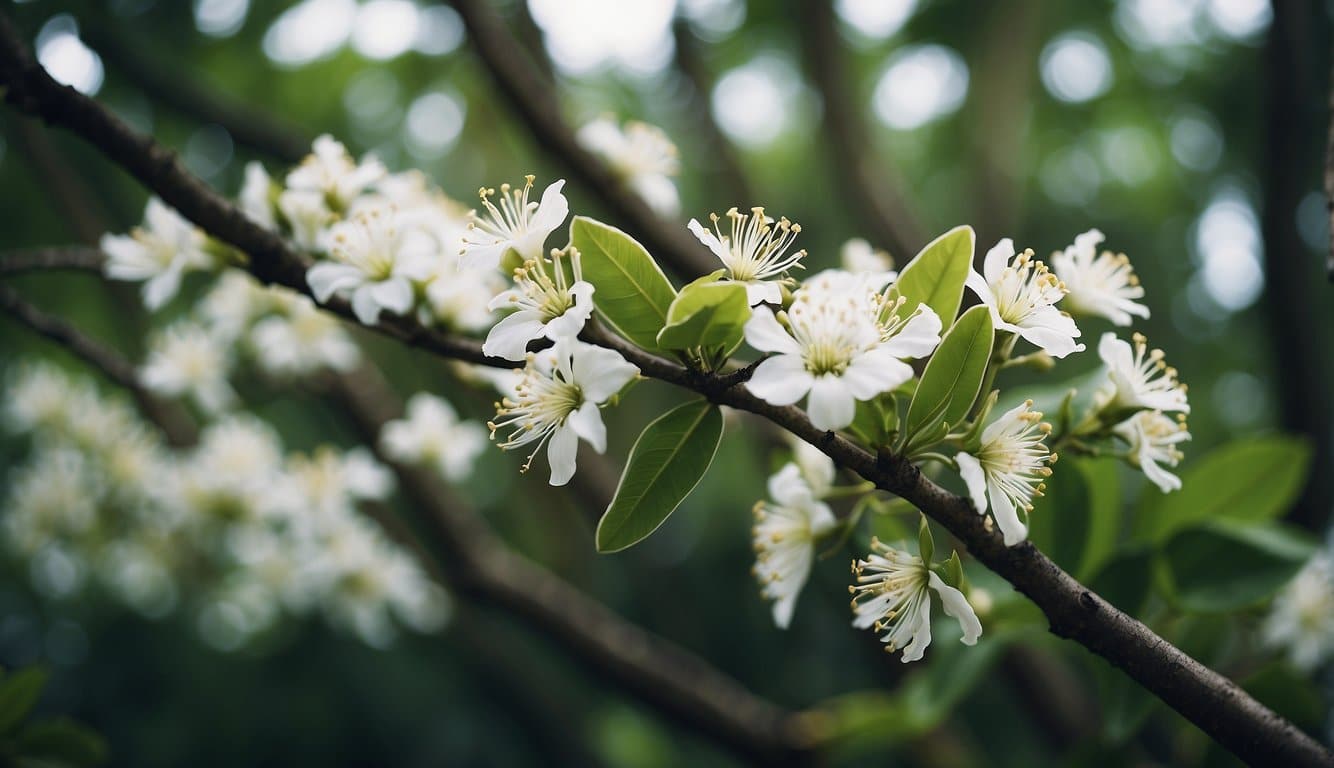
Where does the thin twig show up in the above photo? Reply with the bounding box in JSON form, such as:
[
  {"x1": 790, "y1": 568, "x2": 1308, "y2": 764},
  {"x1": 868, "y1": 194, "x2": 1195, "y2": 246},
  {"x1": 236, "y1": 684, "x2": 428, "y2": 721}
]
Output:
[
  {"x1": 1, "y1": 14, "x2": 1326, "y2": 766},
  {"x1": 0, "y1": 246, "x2": 105, "y2": 276},
  {"x1": 445, "y1": 0, "x2": 717, "y2": 278},
  {"x1": 797, "y1": 0, "x2": 924, "y2": 261},
  {"x1": 0, "y1": 283, "x2": 198, "y2": 447},
  {"x1": 671, "y1": 18, "x2": 755, "y2": 206}
]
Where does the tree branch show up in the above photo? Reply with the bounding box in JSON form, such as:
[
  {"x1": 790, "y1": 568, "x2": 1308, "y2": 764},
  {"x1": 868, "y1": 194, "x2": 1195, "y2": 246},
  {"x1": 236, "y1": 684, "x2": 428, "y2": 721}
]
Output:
[
  {"x1": 78, "y1": 25, "x2": 311, "y2": 164},
  {"x1": 0, "y1": 282, "x2": 198, "y2": 447},
  {"x1": 0, "y1": 246, "x2": 106, "y2": 276},
  {"x1": 2, "y1": 14, "x2": 1325, "y2": 765},
  {"x1": 444, "y1": 0, "x2": 717, "y2": 277},
  {"x1": 326, "y1": 364, "x2": 819, "y2": 766},
  {"x1": 797, "y1": 0, "x2": 925, "y2": 261},
  {"x1": 671, "y1": 18, "x2": 756, "y2": 206},
  {"x1": 1261, "y1": 0, "x2": 1333, "y2": 531}
]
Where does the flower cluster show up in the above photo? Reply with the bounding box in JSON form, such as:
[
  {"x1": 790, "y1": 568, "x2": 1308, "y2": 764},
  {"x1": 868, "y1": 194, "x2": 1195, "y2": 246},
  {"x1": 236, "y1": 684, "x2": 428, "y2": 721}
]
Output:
[
  {"x1": 3, "y1": 363, "x2": 446, "y2": 649},
  {"x1": 1262, "y1": 550, "x2": 1334, "y2": 671}
]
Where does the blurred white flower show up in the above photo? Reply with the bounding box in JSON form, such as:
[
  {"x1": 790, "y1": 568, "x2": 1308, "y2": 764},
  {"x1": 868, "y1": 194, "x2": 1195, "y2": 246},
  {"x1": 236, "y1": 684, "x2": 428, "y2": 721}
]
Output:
[
  {"x1": 307, "y1": 204, "x2": 437, "y2": 325},
  {"x1": 1263, "y1": 551, "x2": 1334, "y2": 672},
  {"x1": 423, "y1": 258, "x2": 505, "y2": 332},
  {"x1": 4, "y1": 362, "x2": 75, "y2": 434},
  {"x1": 462, "y1": 176, "x2": 569, "y2": 269},
  {"x1": 744, "y1": 274, "x2": 941, "y2": 431},
  {"x1": 380, "y1": 393, "x2": 488, "y2": 482},
  {"x1": 956, "y1": 400, "x2": 1054, "y2": 546},
  {"x1": 140, "y1": 322, "x2": 237, "y2": 413},
  {"x1": 285, "y1": 134, "x2": 386, "y2": 210},
  {"x1": 578, "y1": 117, "x2": 680, "y2": 216},
  {"x1": 688, "y1": 206, "x2": 807, "y2": 305},
  {"x1": 199, "y1": 271, "x2": 275, "y2": 343},
  {"x1": 484, "y1": 247, "x2": 595, "y2": 361},
  {"x1": 840, "y1": 237, "x2": 897, "y2": 289},
  {"x1": 1050, "y1": 229, "x2": 1149, "y2": 327},
  {"x1": 239, "y1": 161, "x2": 276, "y2": 229},
  {"x1": 101, "y1": 198, "x2": 216, "y2": 310},
  {"x1": 4, "y1": 450, "x2": 102, "y2": 556},
  {"x1": 752, "y1": 463, "x2": 836, "y2": 628},
  {"x1": 490, "y1": 340, "x2": 639, "y2": 486},
  {"x1": 967, "y1": 238, "x2": 1084, "y2": 358},
  {"x1": 278, "y1": 189, "x2": 336, "y2": 251},
  {"x1": 250, "y1": 297, "x2": 361, "y2": 376},
  {"x1": 850, "y1": 538, "x2": 982, "y2": 663},
  {"x1": 1114, "y1": 410, "x2": 1190, "y2": 493},
  {"x1": 1095, "y1": 332, "x2": 1190, "y2": 416}
]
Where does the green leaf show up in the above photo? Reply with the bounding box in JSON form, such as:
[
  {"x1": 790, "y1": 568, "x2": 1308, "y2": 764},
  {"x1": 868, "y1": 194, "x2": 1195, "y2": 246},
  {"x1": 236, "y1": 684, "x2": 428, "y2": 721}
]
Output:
[
  {"x1": 1158, "y1": 520, "x2": 1315, "y2": 613},
  {"x1": 13, "y1": 719, "x2": 108, "y2": 766},
  {"x1": 596, "y1": 400, "x2": 724, "y2": 553},
  {"x1": 570, "y1": 216, "x2": 678, "y2": 350},
  {"x1": 886, "y1": 225, "x2": 974, "y2": 325},
  {"x1": 0, "y1": 667, "x2": 47, "y2": 735},
  {"x1": 903, "y1": 305, "x2": 993, "y2": 446},
  {"x1": 1026, "y1": 458, "x2": 1121, "y2": 581},
  {"x1": 917, "y1": 516, "x2": 935, "y2": 563},
  {"x1": 655, "y1": 279, "x2": 750, "y2": 351},
  {"x1": 1134, "y1": 436, "x2": 1312, "y2": 545}
]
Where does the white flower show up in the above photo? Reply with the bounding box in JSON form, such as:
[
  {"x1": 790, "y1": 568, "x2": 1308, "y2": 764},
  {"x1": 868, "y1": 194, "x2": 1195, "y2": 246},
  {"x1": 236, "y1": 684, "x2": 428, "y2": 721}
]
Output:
[
  {"x1": 380, "y1": 393, "x2": 488, "y2": 482},
  {"x1": 752, "y1": 463, "x2": 837, "y2": 628},
  {"x1": 239, "y1": 161, "x2": 276, "y2": 229},
  {"x1": 850, "y1": 538, "x2": 982, "y2": 663},
  {"x1": 489, "y1": 340, "x2": 639, "y2": 486},
  {"x1": 840, "y1": 238, "x2": 896, "y2": 290},
  {"x1": 1262, "y1": 551, "x2": 1334, "y2": 672},
  {"x1": 199, "y1": 271, "x2": 273, "y2": 343},
  {"x1": 4, "y1": 450, "x2": 103, "y2": 554},
  {"x1": 1050, "y1": 229, "x2": 1149, "y2": 327},
  {"x1": 140, "y1": 322, "x2": 236, "y2": 413},
  {"x1": 461, "y1": 176, "x2": 569, "y2": 269},
  {"x1": 578, "y1": 117, "x2": 680, "y2": 216},
  {"x1": 790, "y1": 437, "x2": 836, "y2": 498},
  {"x1": 688, "y1": 207, "x2": 807, "y2": 305},
  {"x1": 967, "y1": 238, "x2": 1084, "y2": 358},
  {"x1": 285, "y1": 135, "x2": 386, "y2": 210},
  {"x1": 1114, "y1": 410, "x2": 1190, "y2": 493},
  {"x1": 743, "y1": 276, "x2": 942, "y2": 432},
  {"x1": 956, "y1": 400, "x2": 1054, "y2": 546},
  {"x1": 1094, "y1": 332, "x2": 1190, "y2": 416},
  {"x1": 424, "y1": 259, "x2": 505, "y2": 332},
  {"x1": 306, "y1": 204, "x2": 437, "y2": 325},
  {"x1": 101, "y1": 198, "x2": 215, "y2": 310},
  {"x1": 4, "y1": 362, "x2": 74, "y2": 434},
  {"x1": 484, "y1": 247, "x2": 596, "y2": 361},
  {"x1": 277, "y1": 189, "x2": 334, "y2": 251},
  {"x1": 250, "y1": 297, "x2": 361, "y2": 376}
]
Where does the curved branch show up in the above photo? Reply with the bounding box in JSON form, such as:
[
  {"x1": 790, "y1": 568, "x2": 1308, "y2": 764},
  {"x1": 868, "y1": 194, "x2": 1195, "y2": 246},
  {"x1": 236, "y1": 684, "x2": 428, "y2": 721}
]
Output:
[
  {"x1": 444, "y1": 0, "x2": 717, "y2": 277},
  {"x1": 671, "y1": 18, "x2": 756, "y2": 206},
  {"x1": 0, "y1": 246, "x2": 106, "y2": 276},
  {"x1": 327, "y1": 365, "x2": 818, "y2": 766},
  {"x1": 797, "y1": 0, "x2": 924, "y2": 260},
  {"x1": 0, "y1": 283, "x2": 198, "y2": 447},
  {"x1": 1, "y1": 15, "x2": 1326, "y2": 765}
]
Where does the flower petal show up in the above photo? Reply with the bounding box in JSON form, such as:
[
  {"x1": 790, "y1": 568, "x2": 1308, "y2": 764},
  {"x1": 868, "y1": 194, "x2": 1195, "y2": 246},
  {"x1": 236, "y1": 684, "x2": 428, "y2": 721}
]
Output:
[
  {"x1": 573, "y1": 345, "x2": 640, "y2": 402},
  {"x1": 806, "y1": 375, "x2": 855, "y2": 431},
  {"x1": 743, "y1": 306, "x2": 801, "y2": 355},
  {"x1": 928, "y1": 571, "x2": 982, "y2": 646},
  {"x1": 547, "y1": 423, "x2": 579, "y2": 486},
  {"x1": 746, "y1": 355, "x2": 813, "y2": 406},
  {"x1": 482, "y1": 310, "x2": 545, "y2": 361},
  {"x1": 567, "y1": 401, "x2": 607, "y2": 454},
  {"x1": 956, "y1": 452, "x2": 988, "y2": 515}
]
